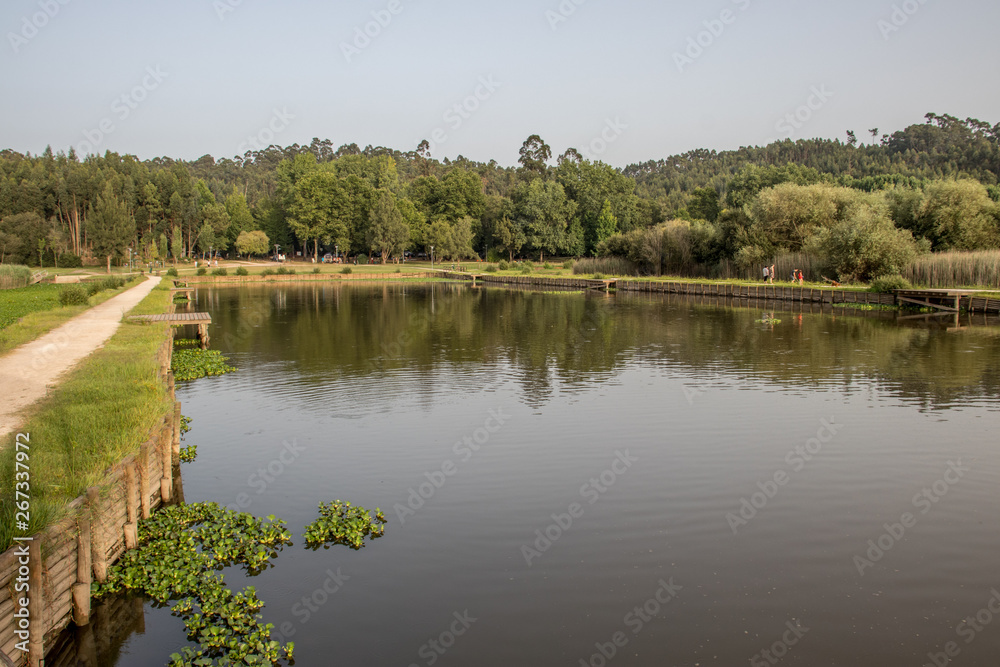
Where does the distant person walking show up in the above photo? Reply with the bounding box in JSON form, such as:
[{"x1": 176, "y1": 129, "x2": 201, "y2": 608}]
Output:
[
  {"x1": 797, "y1": 269, "x2": 804, "y2": 285},
  {"x1": 770, "y1": 264, "x2": 776, "y2": 284},
  {"x1": 763, "y1": 266, "x2": 770, "y2": 283}
]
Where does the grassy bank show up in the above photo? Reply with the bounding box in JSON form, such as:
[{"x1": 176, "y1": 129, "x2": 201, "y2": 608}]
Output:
[
  {"x1": 0, "y1": 276, "x2": 143, "y2": 355},
  {"x1": 0, "y1": 286, "x2": 172, "y2": 552}
]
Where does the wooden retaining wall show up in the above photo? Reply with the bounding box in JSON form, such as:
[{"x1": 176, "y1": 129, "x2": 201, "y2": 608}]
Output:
[
  {"x1": 0, "y1": 332, "x2": 179, "y2": 667},
  {"x1": 182, "y1": 271, "x2": 439, "y2": 285},
  {"x1": 449, "y1": 273, "x2": 1000, "y2": 313}
]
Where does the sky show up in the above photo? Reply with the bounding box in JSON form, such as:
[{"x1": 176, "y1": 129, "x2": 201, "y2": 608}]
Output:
[{"x1": 1, "y1": 0, "x2": 998, "y2": 168}]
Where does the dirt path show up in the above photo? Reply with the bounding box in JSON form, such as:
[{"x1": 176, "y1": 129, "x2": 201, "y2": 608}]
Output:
[{"x1": 0, "y1": 276, "x2": 161, "y2": 440}]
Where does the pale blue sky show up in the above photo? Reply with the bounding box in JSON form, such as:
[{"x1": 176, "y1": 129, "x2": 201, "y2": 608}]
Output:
[{"x1": 2, "y1": 0, "x2": 997, "y2": 167}]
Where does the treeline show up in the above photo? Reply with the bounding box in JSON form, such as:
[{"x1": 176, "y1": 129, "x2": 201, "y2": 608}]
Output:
[{"x1": 0, "y1": 113, "x2": 998, "y2": 277}]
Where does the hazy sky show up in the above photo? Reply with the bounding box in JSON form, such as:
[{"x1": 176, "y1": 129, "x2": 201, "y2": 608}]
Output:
[{"x1": 2, "y1": 0, "x2": 997, "y2": 167}]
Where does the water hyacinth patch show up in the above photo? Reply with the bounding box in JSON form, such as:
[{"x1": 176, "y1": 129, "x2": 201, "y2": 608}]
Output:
[
  {"x1": 303, "y1": 501, "x2": 387, "y2": 550},
  {"x1": 93, "y1": 503, "x2": 294, "y2": 666},
  {"x1": 172, "y1": 349, "x2": 237, "y2": 382}
]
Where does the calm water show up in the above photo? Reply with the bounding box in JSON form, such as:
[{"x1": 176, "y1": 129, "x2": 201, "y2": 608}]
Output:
[{"x1": 88, "y1": 284, "x2": 1000, "y2": 666}]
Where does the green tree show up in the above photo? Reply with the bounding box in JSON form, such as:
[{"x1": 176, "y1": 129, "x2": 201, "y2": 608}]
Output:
[
  {"x1": 366, "y1": 190, "x2": 410, "y2": 263},
  {"x1": 171, "y1": 224, "x2": 184, "y2": 265},
  {"x1": 918, "y1": 180, "x2": 1000, "y2": 250},
  {"x1": 807, "y1": 208, "x2": 921, "y2": 282},
  {"x1": 518, "y1": 135, "x2": 552, "y2": 176},
  {"x1": 688, "y1": 187, "x2": 721, "y2": 222},
  {"x1": 236, "y1": 230, "x2": 270, "y2": 258},
  {"x1": 158, "y1": 233, "x2": 168, "y2": 263},
  {"x1": 517, "y1": 179, "x2": 576, "y2": 261},
  {"x1": 224, "y1": 191, "x2": 255, "y2": 247},
  {"x1": 595, "y1": 200, "x2": 619, "y2": 250},
  {"x1": 288, "y1": 171, "x2": 350, "y2": 262},
  {"x1": 89, "y1": 184, "x2": 135, "y2": 274}
]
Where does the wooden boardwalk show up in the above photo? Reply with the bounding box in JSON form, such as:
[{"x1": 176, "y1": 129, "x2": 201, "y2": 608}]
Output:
[
  {"x1": 128, "y1": 312, "x2": 212, "y2": 346},
  {"x1": 894, "y1": 289, "x2": 986, "y2": 313}
]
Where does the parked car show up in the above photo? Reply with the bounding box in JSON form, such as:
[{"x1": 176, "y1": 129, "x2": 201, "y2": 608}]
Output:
[{"x1": 322, "y1": 254, "x2": 334, "y2": 263}]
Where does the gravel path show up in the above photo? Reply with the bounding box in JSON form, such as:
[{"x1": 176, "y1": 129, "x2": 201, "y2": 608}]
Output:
[{"x1": 0, "y1": 276, "x2": 161, "y2": 440}]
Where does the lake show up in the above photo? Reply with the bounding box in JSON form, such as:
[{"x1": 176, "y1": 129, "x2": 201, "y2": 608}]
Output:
[{"x1": 74, "y1": 283, "x2": 1000, "y2": 666}]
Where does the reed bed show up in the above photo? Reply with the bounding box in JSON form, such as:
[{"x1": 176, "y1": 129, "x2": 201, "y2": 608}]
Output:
[{"x1": 903, "y1": 251, "x2": 1000, "y2": 289}]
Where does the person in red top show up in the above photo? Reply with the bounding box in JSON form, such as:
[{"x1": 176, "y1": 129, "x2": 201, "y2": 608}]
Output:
[{"x1": 797, "y1": 269, "x2": 804, "y2": 285}]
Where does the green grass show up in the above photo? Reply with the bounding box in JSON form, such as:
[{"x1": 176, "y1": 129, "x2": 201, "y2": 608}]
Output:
[
  {"x1": 0, "y1": 286, "x2": 172, "y2": 552},
  {"x1": 0, "y1": 283, "x2": 63, "y2": 328},
  {"x1": 0, "y1": 277, "x2": 143, "y2": 355}
]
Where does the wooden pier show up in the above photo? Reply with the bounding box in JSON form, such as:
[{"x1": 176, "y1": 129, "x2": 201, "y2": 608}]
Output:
[
  {"x1": 128, "y1": 312, "x2": 212, "y2": 347},
  {"x1": 169, "y1": 287, "x2": 194, "y2": 300},
  {"x1": 894, "y1": 289, "x2": 984, "y2": 313}
]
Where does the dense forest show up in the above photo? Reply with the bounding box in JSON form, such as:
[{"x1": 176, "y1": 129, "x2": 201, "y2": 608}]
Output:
[{"x1": 0, "y1": 112, "x2": 998, "y2": 281}]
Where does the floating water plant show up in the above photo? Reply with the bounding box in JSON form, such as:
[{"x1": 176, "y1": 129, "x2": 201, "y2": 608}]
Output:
[
  {"x1": 172, "y1": 349, "x2": 237, "y2": 382},
  {"x1": 93, "y1": 503, "x2": 294, "y2": 666},
  {"x1": 178, "y1": 444, "x2": 197, "y2": 463},
  {"x1": 303, "y1": 501, "x2": 387, "y2": 550}
]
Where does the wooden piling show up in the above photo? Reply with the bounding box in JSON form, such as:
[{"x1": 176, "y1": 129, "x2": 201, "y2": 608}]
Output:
[
  {"x1": 72, "y1": 517, "x2": 92, "y2": 626},
  {"x1": 87, "y1": 488, "x2": 107, "y2": 584},
  {"x1": 27, "y1": 539, "x2": 43, "y2": 667}
]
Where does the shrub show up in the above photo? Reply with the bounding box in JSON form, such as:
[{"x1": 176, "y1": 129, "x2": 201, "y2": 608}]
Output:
[
  {"x1": 522, "y1": 260, "x2": 534, "y2": 269},
  {"x1": 543, "y1": 262, "x2": 554, "y2": 270},
  {"x1": 212, "y1": 268, "x2": 228, "y2": 276},
  {"x1": 235, "y1": 266, "x2": 248, "y2": 276},
  {"x1": 486, "y1": 248, "x2": 503, "y2": 263},
  {"x1": 166, "y1": 267, "x2": 178, "y2": 277},
  {"x1": 58, "y1": 285, "x2": 89, "y2": 306},
  {"x1": 520, "y1": 265, "x2": 533, "y2": 275},
  {"x1": 356, "y1": 255, "x2": 369, "y2": 265},
  {"x1": 485, "y1": 265, "x2": 498, "y2": 273},
  {"x1": 102, "y1": 277, "x2": 126, "y2": 290},
  {"x1": 394, "y1": 268, "x2": 402, "y2": 274},
  {"x1": 276, "y1": 266, "x2": 295, "y2": 275},
  {"x1": 593, "y1": 273, "x2": 605, "y2": 280},
  {"x1": 313, "y1": 267, "x2": 321, "y2": 274},
  {"x1": 260, "y1": 268, "x2": 275, "y2": 277},
  {"x1": 341, "y1": 267, "x2": 352, "y2": 275},
  {"x1": 196, "y1": 268, "x2": 207, "y2": 276},
  {"x1": 563, "y1": 260, "x2": 574, "y2": 270},
  {"x1": 869, "y1": 275, "x2": 912, "y2": 293},
  {"x1": 58, "y1": 253, "x2": 82, "y2": 268},
  {"x1": 498, "y1": 260, "x2": 510, "y2": 271},
  {"x1": 85, "y1": 281, "x2": 103, "y2": 296}
]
